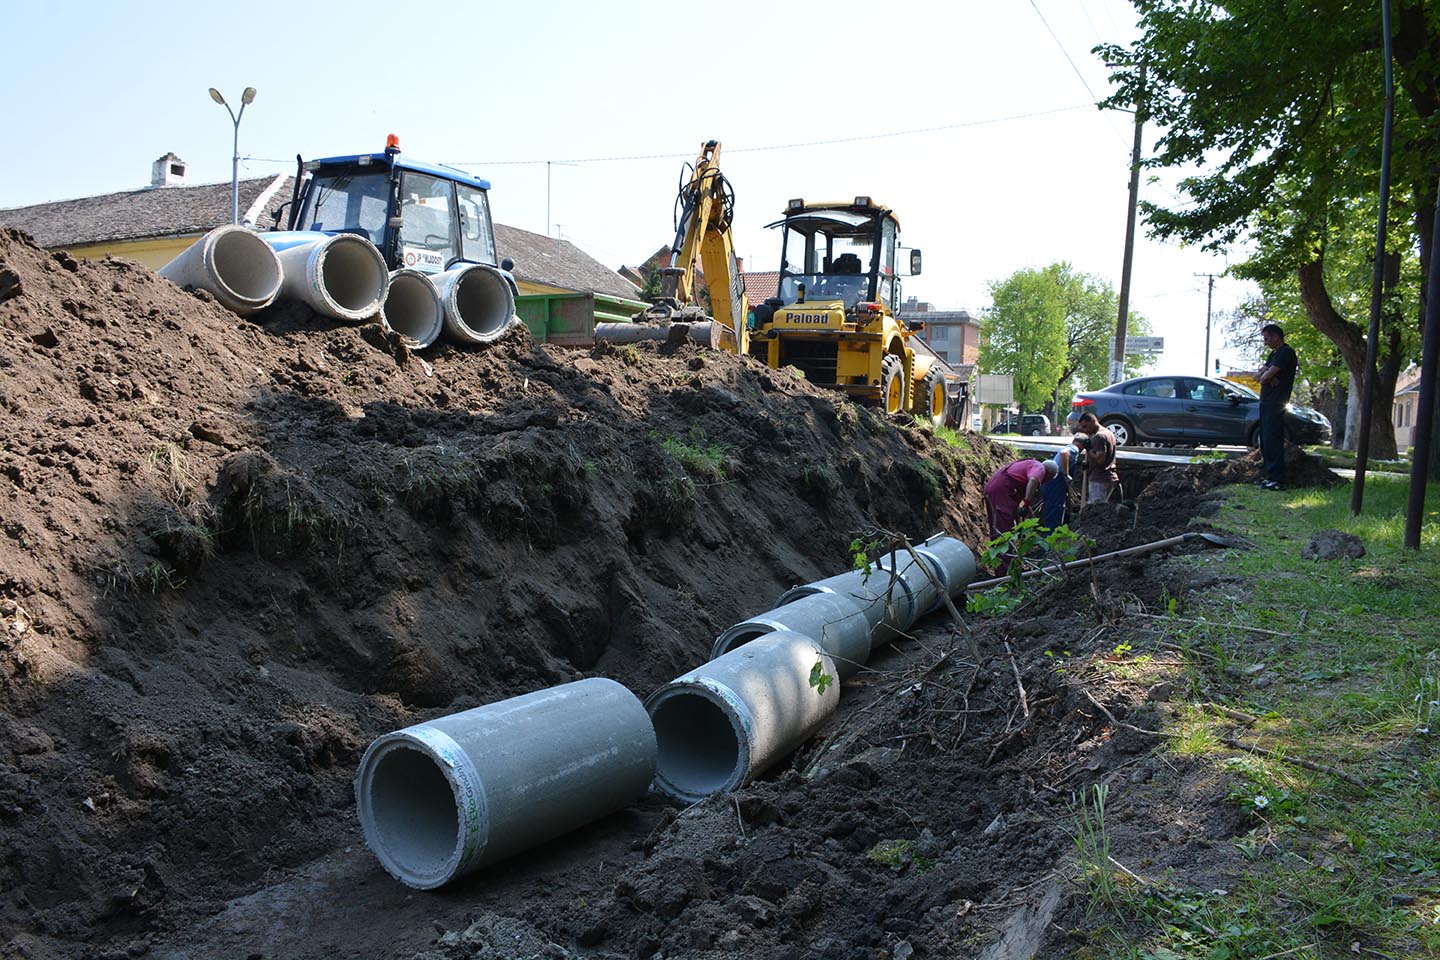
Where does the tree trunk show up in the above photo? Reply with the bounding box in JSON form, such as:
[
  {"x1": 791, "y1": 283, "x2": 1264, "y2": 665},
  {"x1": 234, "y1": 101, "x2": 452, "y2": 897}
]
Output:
[
  {"x1": 1344, "y1": 372, "x2": 1361, "y2": 451},
  {"x1": 1297, "y1": 260, "x2": 1399, "y2": 459}
]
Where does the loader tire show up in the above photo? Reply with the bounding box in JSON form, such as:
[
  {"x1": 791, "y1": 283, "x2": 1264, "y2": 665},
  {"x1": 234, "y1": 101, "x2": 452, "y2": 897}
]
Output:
[
  {"x1": 922, "y1": 369, "x2": 948, "y2": 428},
  {"x1": 882, "y1": 355, "x2": 906, "y2": 416}
]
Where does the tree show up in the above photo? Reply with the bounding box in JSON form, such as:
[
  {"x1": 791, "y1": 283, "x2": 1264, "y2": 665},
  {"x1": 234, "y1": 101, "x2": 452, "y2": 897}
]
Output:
[
  {"x1": 1098, "y1": 0, "x2": 1440, "y2": 459},
  {"x1": 980, "y1": 263, "x2": 1149, "y2": 424}
]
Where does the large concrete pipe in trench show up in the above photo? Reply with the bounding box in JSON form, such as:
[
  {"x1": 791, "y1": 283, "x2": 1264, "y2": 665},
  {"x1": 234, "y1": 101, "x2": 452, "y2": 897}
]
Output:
[
  {"x1": 382, "y1": 268, "x2": 445, "y2": 350},
  {"x1": 646, "y1": 630, "x2": 840, "y2": 804},
  {"x1": 911, "y1": 534, "x2": 978, "y2": 615},
  {"x1": 709, "y1": 591, "x2": 872, "y2": 679},
  {"x1": 158, "y1": 225, "x2": 282, "y2": 316},
  {"x1": 776, "y1": 563, "x2": 916, "y2": 650},
  {"x1": 776, "y1": 534, "x2": 976, "y2": 652},
  {"x1": 354, "y1": 677, "x2": 655, "y2": 890},
  {"x1": 262, "y1": 231, "x2": 390, "y2": 322},
  {"x1": 431, "y1": 263, "x2": 517, "y2": 345}
]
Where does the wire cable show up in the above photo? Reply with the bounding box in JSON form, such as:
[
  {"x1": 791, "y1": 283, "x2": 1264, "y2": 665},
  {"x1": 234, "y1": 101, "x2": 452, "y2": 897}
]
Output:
[{"x1": 441, "y1": 103, "x2": 1096, "y2": 168}]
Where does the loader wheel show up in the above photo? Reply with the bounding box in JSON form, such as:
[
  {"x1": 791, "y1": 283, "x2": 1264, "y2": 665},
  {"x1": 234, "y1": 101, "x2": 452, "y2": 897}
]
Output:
[
  {"x1": 922, "y1": 369, "x2": 948, "y2": 428},
  {"x1": 882, "y1": 355, "x2": 906, "y2": 415}
]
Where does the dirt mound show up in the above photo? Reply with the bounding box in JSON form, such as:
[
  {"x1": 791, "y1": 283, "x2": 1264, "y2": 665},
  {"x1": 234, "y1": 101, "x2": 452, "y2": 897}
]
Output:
[{"x1": 0, "y1": 228, "x2": 1019, "y2": 958}]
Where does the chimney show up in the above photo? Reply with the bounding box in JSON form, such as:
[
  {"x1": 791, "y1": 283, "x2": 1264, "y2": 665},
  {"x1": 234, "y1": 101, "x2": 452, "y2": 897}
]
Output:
[{"x1": 151, "y1": 152, "x2": 188, "y2": 188}]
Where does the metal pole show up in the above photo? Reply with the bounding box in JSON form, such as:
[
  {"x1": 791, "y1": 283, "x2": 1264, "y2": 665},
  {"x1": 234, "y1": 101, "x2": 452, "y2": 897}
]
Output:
[
  {"x1": 1112, "y1": 61, "x2": 1146, "y2": 384},
  {"x1": 1405, "y1": 174, "x2": 1440, "y2": 549},
  {"x1": 1351, "y1": 0, "x2": 1394, "y2": 516},
  {"x1": 230, "y1": 112, "x2": 240, "y2": 224},
  {"x1": 1198, "y1": 272, "x2": 1215, "y2": 375}
]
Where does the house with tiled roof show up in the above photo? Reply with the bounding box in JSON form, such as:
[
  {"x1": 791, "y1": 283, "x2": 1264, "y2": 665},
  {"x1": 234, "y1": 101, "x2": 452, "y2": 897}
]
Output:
[{"x1": 0, "y1": 153, "x2": 641, "y2": 303}]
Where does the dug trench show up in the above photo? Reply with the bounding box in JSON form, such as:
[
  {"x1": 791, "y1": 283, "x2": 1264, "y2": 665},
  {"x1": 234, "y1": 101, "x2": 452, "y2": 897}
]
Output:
[{"x1": 0, "y1": 228, "x2": 1339, "y2": 959}]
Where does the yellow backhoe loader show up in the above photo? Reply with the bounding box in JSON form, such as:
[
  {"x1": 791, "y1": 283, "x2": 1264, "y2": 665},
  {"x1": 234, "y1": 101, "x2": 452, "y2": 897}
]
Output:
[
  {"x1": 749, "y1": 196, "x2": 946, "y2": 426},
  {"x1": 599, "y1": 141, "x2": 948, "y2": 426}
]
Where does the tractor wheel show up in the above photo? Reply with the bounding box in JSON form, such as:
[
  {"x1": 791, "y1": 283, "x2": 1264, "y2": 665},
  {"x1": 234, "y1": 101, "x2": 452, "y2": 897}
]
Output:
[
  {"x1": 922, "y1": 369, "x2": 948, "y2": 428},
  {"x1": 882, "y1": 355, "x2": 906, "y2": 415}
]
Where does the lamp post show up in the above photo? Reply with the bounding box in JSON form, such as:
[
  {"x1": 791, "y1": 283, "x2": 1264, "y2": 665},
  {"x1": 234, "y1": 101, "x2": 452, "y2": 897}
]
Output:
[{"x1": 208, "y1": 86, "x2": 256, "y2": 225}]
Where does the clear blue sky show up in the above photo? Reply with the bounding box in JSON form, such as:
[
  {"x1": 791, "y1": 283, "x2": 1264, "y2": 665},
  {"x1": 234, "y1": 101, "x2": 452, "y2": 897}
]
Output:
[{"x1": 1, "y1": 0, "x2": 1259, "y2": 375}]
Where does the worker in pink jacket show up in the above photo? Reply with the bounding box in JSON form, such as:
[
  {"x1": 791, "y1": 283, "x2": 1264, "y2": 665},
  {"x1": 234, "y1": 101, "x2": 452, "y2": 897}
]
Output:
[{"x1": 984, "y1": 458, "x2": 1058, "y2": 541}]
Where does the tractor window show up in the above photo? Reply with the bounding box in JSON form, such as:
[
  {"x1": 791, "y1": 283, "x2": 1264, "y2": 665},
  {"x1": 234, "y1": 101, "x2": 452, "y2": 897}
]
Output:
[
  {"x1": 298, "y1": 171, "x2": 389, "y2": 243},
  {"x1": 878, "y1": 218, "x2": 897, "y2": 309},
  {"x1": 456, "y1": 184, "x2": 497, "y2": 266},
  {"x1": 397, "y1": 172, "x2": 458, "y2": 273}
]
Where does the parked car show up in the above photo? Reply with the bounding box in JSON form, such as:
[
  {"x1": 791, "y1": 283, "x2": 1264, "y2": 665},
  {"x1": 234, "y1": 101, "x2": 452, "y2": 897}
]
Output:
[
  {"x1": 1065, "y1": 375, "x2": 1332, "y2": 447},
  {"x1": 989, "y1": 414, "x2": 1051, "y2": 436}
]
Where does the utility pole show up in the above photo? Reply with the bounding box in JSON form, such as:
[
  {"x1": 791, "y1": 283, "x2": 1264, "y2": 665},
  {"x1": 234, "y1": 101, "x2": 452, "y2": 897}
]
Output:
[
  {"x1": 1196, "y1": 272, "x2": 1216, "y2": 375},
  {"x1": 1111, "y1": 60, "x2": 1147, "y2": 384}
]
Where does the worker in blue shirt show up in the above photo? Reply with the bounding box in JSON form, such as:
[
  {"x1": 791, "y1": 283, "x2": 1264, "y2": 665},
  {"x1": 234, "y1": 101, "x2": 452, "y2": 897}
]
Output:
[{"x1": 1040, "y1": 434, "x2": 1088, "y2": 531}]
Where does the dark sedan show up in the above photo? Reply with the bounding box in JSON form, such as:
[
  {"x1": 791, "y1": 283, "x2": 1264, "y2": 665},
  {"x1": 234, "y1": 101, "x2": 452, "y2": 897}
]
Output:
[{"x1": 1065, "y1": 375, "x2": 1332, "y2": 447}]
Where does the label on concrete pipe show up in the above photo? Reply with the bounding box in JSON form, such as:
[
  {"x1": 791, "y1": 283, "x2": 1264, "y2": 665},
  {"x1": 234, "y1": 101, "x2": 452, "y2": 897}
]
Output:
[{"x1": 404, "y1": 726, "x2": 489, "y2": 874}]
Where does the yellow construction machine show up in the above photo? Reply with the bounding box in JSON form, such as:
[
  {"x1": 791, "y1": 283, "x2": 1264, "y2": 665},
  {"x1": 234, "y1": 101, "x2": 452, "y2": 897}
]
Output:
[
  {"x1": 594, "y1": 141, "x2": 748, "y2": 354},
  {"x1": 600, "y1": 141, "x2": 947, "y2": 426},
  {"x1": 749, "y1": 196, "x2": 944, "y2": 425}
]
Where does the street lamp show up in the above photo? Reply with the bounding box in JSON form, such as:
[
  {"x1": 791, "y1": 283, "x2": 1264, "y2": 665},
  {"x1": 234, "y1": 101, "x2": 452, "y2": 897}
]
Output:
[{"x1": 208, "y1": 86, "x2": 256, "y2": 225}]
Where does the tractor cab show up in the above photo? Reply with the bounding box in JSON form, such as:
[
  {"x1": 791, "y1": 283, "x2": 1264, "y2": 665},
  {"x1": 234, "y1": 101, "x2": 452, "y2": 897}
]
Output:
[
  {"x1": 767, "y1": 198, "x2": 916, "y2": 314},
  {"x1": 282, "y1": 135, "x2": 506, "y2": 276}
]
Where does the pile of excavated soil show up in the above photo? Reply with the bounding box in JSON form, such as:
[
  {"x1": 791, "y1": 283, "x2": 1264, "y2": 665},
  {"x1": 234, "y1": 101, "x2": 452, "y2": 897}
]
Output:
[{"x1": 0, "y1": 228, "x2": 1023, "y2": 959}]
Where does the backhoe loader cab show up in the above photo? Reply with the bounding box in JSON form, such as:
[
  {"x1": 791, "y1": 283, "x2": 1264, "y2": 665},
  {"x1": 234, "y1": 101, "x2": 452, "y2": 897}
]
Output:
[
  {"x1": 752, "y1": 199, "x2": 947, "y2": 425},
  {"x1": 281, "y1": 136, "x2": 513, "y2": 279}
]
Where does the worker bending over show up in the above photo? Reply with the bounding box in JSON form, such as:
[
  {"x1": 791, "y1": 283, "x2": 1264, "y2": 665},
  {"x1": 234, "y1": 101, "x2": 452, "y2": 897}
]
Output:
[{"x1": 984, "y1": 458, "x2": 1058, "y2": 541}]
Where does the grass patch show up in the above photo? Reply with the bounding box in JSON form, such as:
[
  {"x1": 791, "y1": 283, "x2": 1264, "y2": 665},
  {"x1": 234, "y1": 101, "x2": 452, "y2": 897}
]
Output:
[
  {"x1": 1079, "y1": 476, "x2": 1440, "y2": 957},
  {"x1": 657, "y1": 428, "x2": 733, "y2": 483}
]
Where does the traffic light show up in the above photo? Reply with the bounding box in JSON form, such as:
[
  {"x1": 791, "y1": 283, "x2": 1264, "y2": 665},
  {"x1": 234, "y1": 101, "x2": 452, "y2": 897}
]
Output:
[{"x1": 1214, "y1": 358, "x2": 1221, "y2": 373}]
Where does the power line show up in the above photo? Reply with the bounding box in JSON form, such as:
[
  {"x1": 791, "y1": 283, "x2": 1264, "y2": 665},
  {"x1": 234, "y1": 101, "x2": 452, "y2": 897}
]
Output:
[
  {"x1": 441, "y1": 104, "x2": 1096, "y2": 168},
  {"x1": 1028, "y1": 0, "x2": 1101, "y2": 103}
]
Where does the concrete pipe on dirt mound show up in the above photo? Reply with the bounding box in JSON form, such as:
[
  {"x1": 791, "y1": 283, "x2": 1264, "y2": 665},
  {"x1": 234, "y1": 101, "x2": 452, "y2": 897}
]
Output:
[
  {"x1": 354, "y1": 677, "x2": 655, "y2": 889},
  {"x1": 776, "y1": 566, "x2": 917, "y2": 651},
  {"x1": 709, "y1": 592, "x2": 872, "y2": 680},
  {"x1": 263, "y1": 231, "x2": 390, "y2": 322},
  {"x1": 382, "y1": 268, "x2": 444, "y2": 350},
  {"x1": 431, "y1": 263, "x2": 517, "y2": 345},
  {"x1": 646, "y1": 630, "x2": 840, "y2": 804},
  {"x1": 592, "y1": 319, "x2": 723, "y2": 349},
  {"x1": 158, "y1": 225, "x2": 282, "y2": 316}
]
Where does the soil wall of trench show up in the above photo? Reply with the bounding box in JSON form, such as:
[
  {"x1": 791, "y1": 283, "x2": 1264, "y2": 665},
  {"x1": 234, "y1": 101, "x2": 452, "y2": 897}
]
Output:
[{"x1": 0, "y1": 229, "x2": 1015, "y2": 958}]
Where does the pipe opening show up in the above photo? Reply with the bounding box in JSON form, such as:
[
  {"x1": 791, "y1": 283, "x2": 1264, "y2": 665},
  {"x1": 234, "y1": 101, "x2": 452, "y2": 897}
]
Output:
[
  {"x1": 713, "y1": 624, "x2": 771, "y2": 657},
  {"x1": 453, "y1": 269, "x2": 513, "y2": 339},
  {"x1": 650, "y1": 690, "x2": 743, "y2": 801},
  {"x1": 365, "y1": 745, "x2": 460, "y2": 879},
  {"x1": 209, "y1": 230, "x2": 281, "y2": 303},
  {"x1": 319, "y1": 238, "x2": 387, "y2": 315},
  {"x1": 384, "y1": 272, "x2": 443, "y2": 347}
]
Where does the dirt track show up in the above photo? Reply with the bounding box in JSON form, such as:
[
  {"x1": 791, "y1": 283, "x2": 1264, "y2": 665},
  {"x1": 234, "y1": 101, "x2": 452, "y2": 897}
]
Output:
[{"x1": 0, "y1": 228, "x2": 1334, "y2": 959}]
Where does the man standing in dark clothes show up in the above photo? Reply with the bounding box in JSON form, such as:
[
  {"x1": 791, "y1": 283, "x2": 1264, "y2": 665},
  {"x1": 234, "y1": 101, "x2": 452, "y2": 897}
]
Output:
[{"x1": 1257, "y1": 322, "x2": 1298, "y2": 490}]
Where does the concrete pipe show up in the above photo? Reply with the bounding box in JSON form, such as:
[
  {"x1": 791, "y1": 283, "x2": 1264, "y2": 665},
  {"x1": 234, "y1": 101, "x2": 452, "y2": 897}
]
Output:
[
  {"x1": 873, "y1": 550, "x2": 943, "y2": 626},
  {"x1": 431, "y1": 263, "x2": 517, "y2": 345},
  {"x1": 593, "y1": 320, "x2": 723, "y2": 349},
  {"x1": 912, "y1": 534, "x2": 977, "y2": 615},
  {"x1": 157, "y1": 225, "x2": 282, "y2": 316},
  {"x1": 646, "y1": 630, "x2": 839, "y2": 804},
  {"x1": 263, "y1": 231, "x2": 390, "y2": 322},
  {"x1": 382, "y1": 268, "x2": 445, "y2": 350},
  {"x1": 710, "y1": 592, "x2": 872, "y2": 680},
  {"x1": 354, "y1": 677, "x2": 655, "y2": 890},
  {"x1": 776, "y1": 566, "x2": 916, "y2": 652}
]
